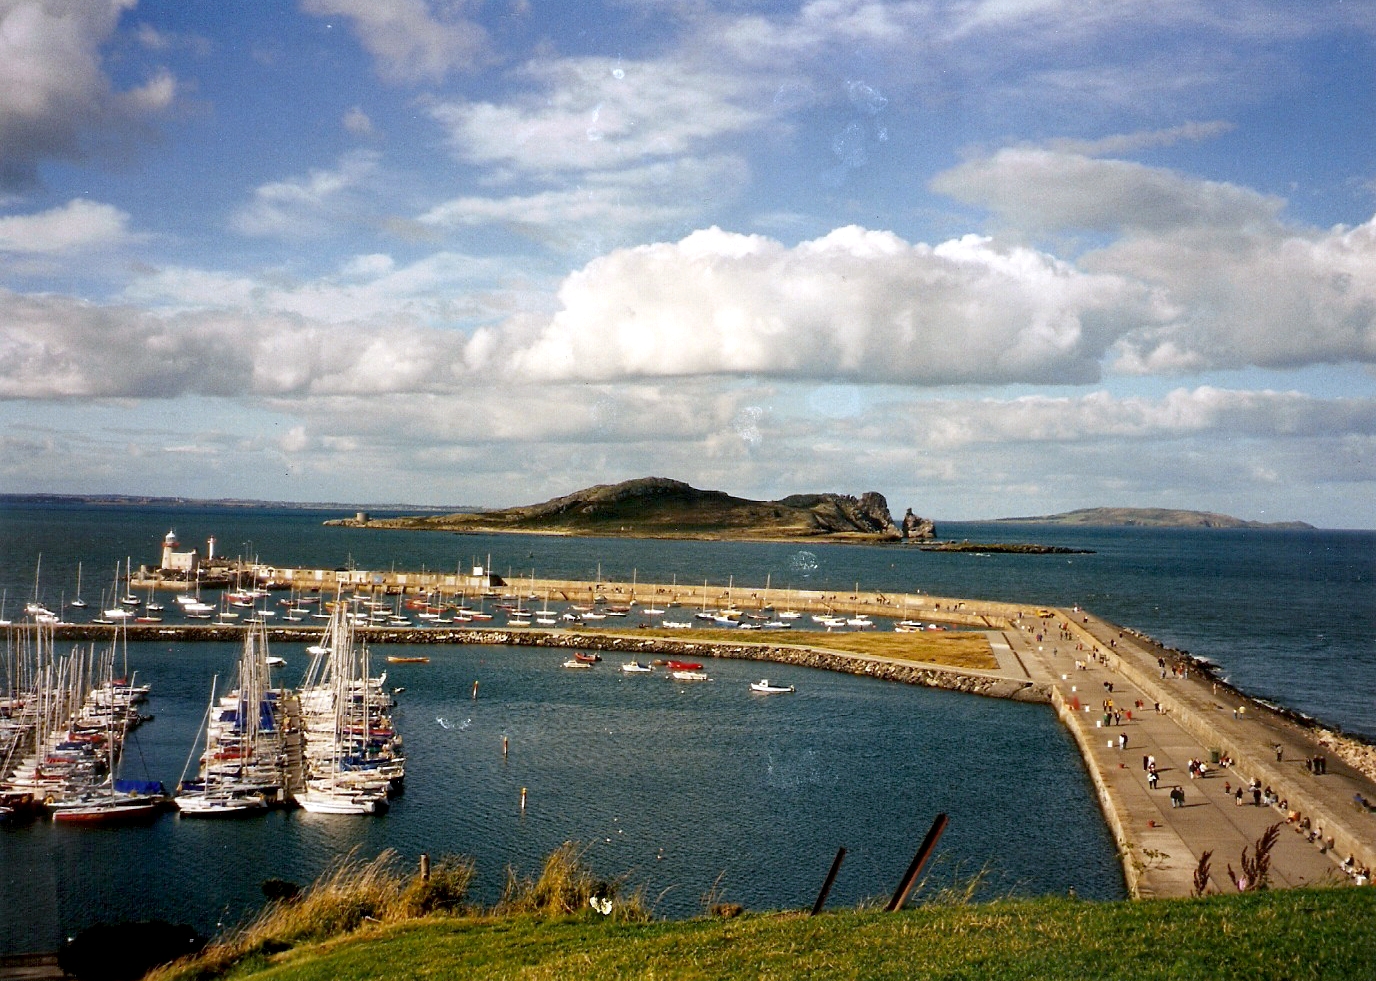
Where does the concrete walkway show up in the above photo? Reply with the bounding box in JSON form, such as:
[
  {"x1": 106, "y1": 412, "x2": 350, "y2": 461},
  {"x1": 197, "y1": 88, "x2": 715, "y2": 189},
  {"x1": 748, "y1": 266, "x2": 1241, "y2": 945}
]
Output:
[{"x1": 1002, "y1": 608, "x2": 1375, "y2": 897}]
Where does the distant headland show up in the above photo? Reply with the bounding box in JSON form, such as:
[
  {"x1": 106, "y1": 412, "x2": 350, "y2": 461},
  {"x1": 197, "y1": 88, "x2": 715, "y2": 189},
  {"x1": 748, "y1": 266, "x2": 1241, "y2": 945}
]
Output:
[
  {"x1": 324, "y1": 477, "x2": 934, "y2": 544},
  {"x1": 994, "y1": 507, "x2": 1314, "y2": 530}
]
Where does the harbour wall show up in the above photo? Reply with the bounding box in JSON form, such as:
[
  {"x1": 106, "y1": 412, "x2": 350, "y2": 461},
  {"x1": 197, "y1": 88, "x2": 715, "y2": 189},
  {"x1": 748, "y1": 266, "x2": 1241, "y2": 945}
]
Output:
[
  {"x1": 30, "y1": 622, "x2": 1044, "y2": 704},
  {"x1": 1065, "y1": 613, "x2": 1376, "y2": 880}
]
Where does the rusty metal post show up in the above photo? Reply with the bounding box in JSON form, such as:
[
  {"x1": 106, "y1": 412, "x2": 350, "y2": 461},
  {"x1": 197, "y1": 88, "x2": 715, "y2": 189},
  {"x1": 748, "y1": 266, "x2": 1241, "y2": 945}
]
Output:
[
  {"x1": 886, "y1": 813, "x2": 949, "y2": 912},
  {"x1": 811, "y1": 846, "x2": 847, "y2": 916}
]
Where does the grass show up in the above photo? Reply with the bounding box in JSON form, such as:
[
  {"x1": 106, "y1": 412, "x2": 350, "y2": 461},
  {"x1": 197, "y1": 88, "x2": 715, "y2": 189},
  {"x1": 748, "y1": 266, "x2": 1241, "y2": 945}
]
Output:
[
  {"x1": 153, "y1": 887, "x2": 1376, "y2": 981},
  {"x1": 633, "y1": 627, "x2": 999, "y2": 671}
]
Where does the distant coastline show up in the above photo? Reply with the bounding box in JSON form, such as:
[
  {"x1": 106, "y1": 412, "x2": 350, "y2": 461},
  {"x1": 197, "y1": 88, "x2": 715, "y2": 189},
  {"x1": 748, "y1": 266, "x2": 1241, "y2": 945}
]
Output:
[
  {"x1": 0, "y1": 493, "x2": 476, "y2": 514},
  {"x1": 992, "y1": 506, "x2": 1314, "y2": 530},
  {"x1": 2, "y1": 494, "x2": 1317, "y2": 532}
]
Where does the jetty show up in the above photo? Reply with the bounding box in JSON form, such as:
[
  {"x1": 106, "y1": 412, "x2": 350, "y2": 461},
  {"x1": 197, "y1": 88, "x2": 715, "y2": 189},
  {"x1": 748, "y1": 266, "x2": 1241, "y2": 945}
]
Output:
[{"x1": 13, "y1": 568, "x2": 1376, "y2": 897}]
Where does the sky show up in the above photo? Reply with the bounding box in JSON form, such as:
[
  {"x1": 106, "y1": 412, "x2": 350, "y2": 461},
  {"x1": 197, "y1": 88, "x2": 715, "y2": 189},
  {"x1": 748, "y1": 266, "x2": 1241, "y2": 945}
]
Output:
[{"x1": 1, "y1": 1, "x2": 1375, "y2": 528}]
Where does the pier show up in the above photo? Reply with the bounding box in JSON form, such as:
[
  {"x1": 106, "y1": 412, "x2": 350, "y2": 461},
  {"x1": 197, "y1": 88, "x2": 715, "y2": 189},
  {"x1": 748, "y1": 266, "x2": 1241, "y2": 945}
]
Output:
[{"x1": 16, "y1": 571, "x2": 1376, "y2": 898}]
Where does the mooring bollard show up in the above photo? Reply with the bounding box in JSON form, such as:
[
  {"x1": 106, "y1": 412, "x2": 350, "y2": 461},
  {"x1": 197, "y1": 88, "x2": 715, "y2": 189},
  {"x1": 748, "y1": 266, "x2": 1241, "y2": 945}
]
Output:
[
  {"x1": 886, "y1": 813, "x2": 949, "y2": 912},
  {"x1": 811, "y1": 846, "x2": 847, "y2": 916}
]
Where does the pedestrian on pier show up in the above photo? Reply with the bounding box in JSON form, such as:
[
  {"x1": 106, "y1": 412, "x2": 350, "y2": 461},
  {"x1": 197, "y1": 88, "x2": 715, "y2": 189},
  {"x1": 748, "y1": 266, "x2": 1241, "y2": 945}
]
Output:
[{"x1": 1148, "y1": 770, "x2": 1159, "y2": 790}]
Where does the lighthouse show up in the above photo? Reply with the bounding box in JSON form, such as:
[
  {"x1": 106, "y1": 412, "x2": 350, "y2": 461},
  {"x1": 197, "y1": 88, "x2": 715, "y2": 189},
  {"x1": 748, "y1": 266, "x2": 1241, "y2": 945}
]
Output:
[{"x1": 161, "y1": 530, "x2": 179, "y2": 569}]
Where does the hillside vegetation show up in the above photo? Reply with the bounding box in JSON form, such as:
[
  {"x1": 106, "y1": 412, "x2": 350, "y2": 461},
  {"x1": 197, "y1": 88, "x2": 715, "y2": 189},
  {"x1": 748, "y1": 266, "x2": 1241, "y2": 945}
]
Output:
[{"x1": 157, "y1": 888, "x2": 1374, "y2": 981}]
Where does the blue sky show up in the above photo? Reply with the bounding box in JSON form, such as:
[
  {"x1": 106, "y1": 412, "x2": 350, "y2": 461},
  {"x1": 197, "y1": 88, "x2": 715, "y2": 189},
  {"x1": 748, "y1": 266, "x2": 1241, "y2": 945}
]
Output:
[{"x1": 2, "y1": 1, "x2": 1375, "y2": 527}]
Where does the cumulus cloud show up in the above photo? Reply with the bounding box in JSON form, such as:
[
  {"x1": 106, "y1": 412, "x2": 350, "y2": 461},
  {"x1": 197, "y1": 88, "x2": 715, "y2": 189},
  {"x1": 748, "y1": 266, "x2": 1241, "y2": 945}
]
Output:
[
  {"x1": 0, "y1": 0, "x2": 176, "y2": 189},
  {"x1": 932, "y1": 148, "x2": 1376, "y2": 373},
  {"x1": 1100, "y1": 216, "x2": 1376, "y2": 372},
  {"x1": 0, "y1": 198, "x2": 132, "y2": 253},
  {"x1": 302, "y1": 0, "x2": 486, "y2": 84},
  {"x1": 509, "y1": 225, "x2": 1156, "y2": 384}
]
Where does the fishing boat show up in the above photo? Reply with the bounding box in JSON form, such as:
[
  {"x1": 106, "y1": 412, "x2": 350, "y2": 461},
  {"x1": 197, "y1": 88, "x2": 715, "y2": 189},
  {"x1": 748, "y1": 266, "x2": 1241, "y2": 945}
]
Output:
[
  {"x1": 621, "y1": 661, "x2": 653, "y2": 673},
  {"x1": 573, "y1": 652, "x2": 601, "y2": 664},
  {"x1": 750, "y1": 679, "x2": 796, "y2": 694},
  {"x1": 669, "y1": 670, "x2": 709, "y2": 682}
]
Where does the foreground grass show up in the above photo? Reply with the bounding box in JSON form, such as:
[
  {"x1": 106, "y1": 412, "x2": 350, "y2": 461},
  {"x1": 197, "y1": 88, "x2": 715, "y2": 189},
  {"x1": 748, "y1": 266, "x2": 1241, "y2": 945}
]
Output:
[
  {"x1": 166, "y1": 888, "x2": 1375, "y2": 981},
  {"x1": 634, "y1": 627, "x2": 998, "y2": 670}
]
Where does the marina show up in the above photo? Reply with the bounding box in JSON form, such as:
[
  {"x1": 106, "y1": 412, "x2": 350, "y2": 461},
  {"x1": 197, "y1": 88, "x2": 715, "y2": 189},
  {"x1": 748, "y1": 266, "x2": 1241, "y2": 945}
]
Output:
[{"x1": 1, "y1": 501, "x2": 1373, "y2": 951}]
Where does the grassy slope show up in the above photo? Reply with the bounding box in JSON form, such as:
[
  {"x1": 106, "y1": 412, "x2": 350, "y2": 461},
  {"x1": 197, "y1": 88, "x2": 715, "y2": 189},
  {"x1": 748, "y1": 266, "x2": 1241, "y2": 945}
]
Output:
[
  {"x1": 634, "y1": 628, "x2": 1000, "y2": 671},
  {"x1": 206, "y1": 889, "x2": 1374, "y2": 981}
]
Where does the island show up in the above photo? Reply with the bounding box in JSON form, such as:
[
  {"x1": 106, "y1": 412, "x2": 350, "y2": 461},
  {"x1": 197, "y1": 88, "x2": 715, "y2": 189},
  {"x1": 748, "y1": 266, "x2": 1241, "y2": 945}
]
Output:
[
  {"x1": 993, "y1": 507, "x2": 1314, "y2": 530},
  {"x1": 325, "y1": 476, "x2": 929, "y2": 543}
]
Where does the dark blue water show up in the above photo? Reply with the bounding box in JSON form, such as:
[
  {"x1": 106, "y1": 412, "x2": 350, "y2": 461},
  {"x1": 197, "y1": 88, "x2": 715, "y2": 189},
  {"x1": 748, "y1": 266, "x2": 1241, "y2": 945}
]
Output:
[{"x1": 2, "y1": 501, "x2": 1372, "y2": 951}]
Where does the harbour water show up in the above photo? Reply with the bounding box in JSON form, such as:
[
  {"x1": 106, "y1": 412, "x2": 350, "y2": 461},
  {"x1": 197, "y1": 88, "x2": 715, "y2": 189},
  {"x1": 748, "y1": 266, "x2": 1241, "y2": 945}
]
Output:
[{"x1": 2, "y1": 500, "x2": 1372, "y2": 951}]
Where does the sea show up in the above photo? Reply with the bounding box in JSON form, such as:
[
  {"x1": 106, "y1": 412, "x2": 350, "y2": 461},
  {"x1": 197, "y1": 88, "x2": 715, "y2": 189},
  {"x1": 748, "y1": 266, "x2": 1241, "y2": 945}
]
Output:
[{"x1": 1, "y1": 500, "x2": 1372, "y2": 952}]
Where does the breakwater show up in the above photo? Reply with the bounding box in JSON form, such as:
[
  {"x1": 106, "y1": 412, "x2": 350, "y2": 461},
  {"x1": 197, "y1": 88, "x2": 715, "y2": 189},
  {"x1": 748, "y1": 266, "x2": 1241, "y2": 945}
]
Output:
[{"x1": 30, "y1": 622, "x2": 1042, "y2": 703}]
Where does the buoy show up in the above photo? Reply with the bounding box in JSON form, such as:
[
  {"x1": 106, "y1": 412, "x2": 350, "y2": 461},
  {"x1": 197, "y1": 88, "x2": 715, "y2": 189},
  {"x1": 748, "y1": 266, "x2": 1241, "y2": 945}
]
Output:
[
  {"x1": 520, "y1": 787, "x2": 527, "y2": 811},
  {"x1": 472, "y1": 680, "x2": 479, "y2": 700},
  {"x1": 502, "y1": 734, "x2": 509, "y2": 758}
]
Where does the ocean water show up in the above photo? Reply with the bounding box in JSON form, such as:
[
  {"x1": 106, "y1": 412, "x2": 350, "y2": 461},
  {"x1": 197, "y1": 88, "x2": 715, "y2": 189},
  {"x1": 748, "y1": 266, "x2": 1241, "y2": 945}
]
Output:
[{"x1": 1, "y1": 501, "x2": 1372, "y2": 951}]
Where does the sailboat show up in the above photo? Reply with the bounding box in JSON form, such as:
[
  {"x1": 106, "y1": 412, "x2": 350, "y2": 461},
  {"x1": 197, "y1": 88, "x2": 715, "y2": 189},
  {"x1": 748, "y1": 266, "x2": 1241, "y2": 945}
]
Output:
[
  {"x1": 69, "y1": 562, "x2": 87, "y2": 609},
  {"x1": 173, "y1": 658, "x2": 272, "y2": 818}
]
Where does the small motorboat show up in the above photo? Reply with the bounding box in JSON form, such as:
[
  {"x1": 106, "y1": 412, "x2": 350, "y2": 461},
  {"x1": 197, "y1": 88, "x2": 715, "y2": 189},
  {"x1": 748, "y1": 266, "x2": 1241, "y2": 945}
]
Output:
[
  {"x1": 562, "y1": 658, "x2": 593, "y2": 669},
  {"x1": 386, "y1": 655, "x2": 430, "y2": 664},
  {"x1": 750, "y1": 679, "x2": 796, "y2": 694},
  {"x1": 573, "y1": 652, "x2": 602, "y2": 664},
  {"x1": 669, "y1": 670, "x2": 709, "y2": 682},
  {"x1": 665, "y1": 660, "x2": 703, "y2": 671},
  {"x1": 621, "y1": 661, "x2": 653, "y2": 673}
]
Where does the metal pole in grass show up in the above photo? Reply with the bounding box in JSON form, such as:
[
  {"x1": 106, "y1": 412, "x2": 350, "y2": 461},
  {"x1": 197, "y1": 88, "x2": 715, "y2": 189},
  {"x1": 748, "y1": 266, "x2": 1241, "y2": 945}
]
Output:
[
  {"x1": 811, "y1": 846, "x2": 847, "y2": 916},
  {"x1": 886, "y1": 813, "x2": 949, "y2": 912}
]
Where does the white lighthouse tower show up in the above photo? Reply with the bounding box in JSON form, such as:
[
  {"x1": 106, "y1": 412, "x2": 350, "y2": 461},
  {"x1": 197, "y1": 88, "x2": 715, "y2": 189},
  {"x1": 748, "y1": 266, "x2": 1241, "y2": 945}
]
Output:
[{"x1": 161, "y1": 530, "x2": 179, "y2": 570}]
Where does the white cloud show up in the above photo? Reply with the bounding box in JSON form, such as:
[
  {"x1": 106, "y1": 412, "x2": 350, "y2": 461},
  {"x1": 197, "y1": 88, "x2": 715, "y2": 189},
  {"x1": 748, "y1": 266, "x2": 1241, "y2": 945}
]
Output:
[
  {"x1": 417, "y1": 155, "x2": 749, "y2": 243},
  {"x1": 885, "y1": 387, "x2": 1376, "y2": 449},
  {"x1": 932, "y1": 147, "x2": 1282, "y2": 235},
  {"x1": 509, "y1": 225, "x2": 1154, "y2": 384},
  {"x1": 0, "y1": 0, "x2": 175, "y2": 188},
  {"x1": 302, "y1": 0, "x2": 486, "y2": 84},
  {"x1": 1100, "y1": 215, "x2": 1376, "y2": 372},
  {"x1": 231, "y1": 150, "x2": 379, "y2": 237},
  {"x1": 342, "y1": 106, "x2": 375, "y2": 136},
  {"x1": 933, "y1": 148, "x2": 1376, "y2": 373},
  {"x1": 0, "y1": 198, "x2": 132, "y2": 253},
  {"x1": 429, "y1": 55, "x2": 764, "y2": 180}
]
